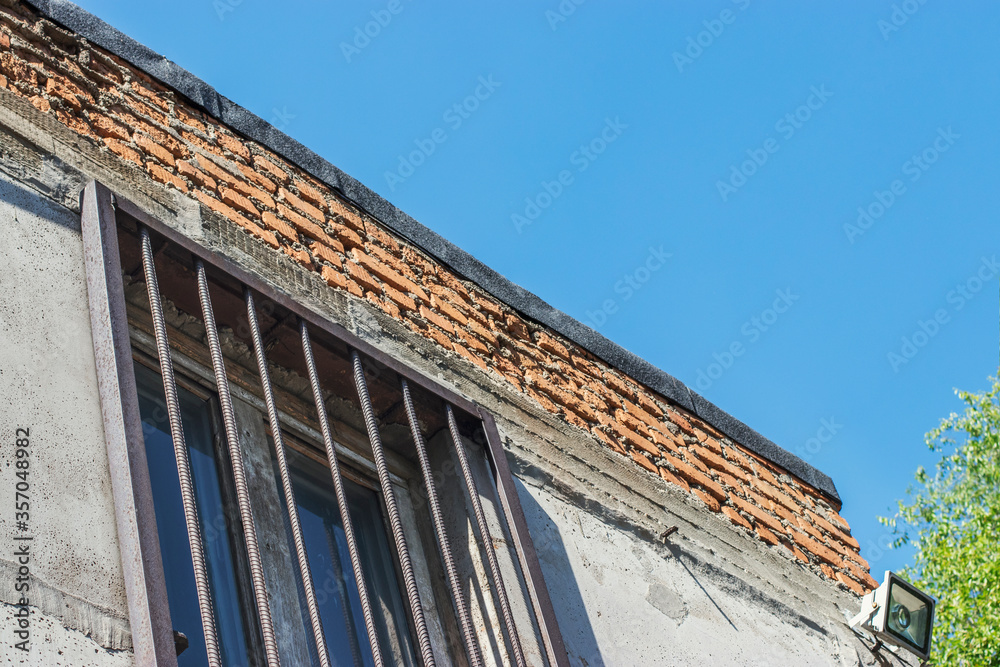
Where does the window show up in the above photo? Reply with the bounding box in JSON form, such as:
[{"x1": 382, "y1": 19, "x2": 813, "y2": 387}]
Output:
[{"x1": 81, "y1": 182, "x2": 569, "y2": 667}]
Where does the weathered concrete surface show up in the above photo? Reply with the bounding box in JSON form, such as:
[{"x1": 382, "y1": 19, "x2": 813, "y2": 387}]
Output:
[
  {"x1": 0, "y1": 168, "x2": 131, "y2": 661},
  {"x1": 0, "y1": 603, "x2": 131, "y2": 666}
]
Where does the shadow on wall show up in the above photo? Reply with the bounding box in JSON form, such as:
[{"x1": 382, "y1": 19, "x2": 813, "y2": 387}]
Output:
[{"x1": 513, "y1": 478, "x2": 605, "y2": 667}]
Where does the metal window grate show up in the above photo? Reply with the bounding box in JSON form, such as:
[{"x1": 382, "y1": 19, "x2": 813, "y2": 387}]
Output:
[{"x1": 82, "y1": 182, "x2": 570, "y2": 667}]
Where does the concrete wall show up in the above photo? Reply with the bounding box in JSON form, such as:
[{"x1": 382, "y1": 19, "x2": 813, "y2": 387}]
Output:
[{"x1": 0, "y1": 67, "x2": 918, "y2": 666}]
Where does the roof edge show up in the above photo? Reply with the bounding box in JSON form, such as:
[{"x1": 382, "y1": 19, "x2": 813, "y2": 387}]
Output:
[{"x1": 25, "y1": 0, "x2": 840, "y2": 503}]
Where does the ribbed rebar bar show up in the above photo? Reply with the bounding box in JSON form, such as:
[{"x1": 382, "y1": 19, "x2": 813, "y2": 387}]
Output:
[
  {"x1": 195, "y1": 261, "x2": 280, "y2": 667},
  {"x1": 350, "y1": 352, "x2": 435, "y2": 667},
  {"x1": 139, "y1": 227, "x2": 221, "y2": 667},
  {"x1": 299, "y1": 321, "x2": 384, "y2": 667},
  {"x1": 401, "y1": 380, "x2": 482, "y2": 667},
  {"x1": 446, "y1": 405, "x2": 527, "y2": 667},
  {"x1": 245, "y1": 288, "x2": 330, "y2": 667}
]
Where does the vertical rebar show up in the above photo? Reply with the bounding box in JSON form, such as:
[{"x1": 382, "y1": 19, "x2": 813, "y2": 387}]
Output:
[
  {"x1": 139, "y1": 227, "x2": 221, "y2": 667},
  {"x1": 446, "y1": 405, "x2": 527, "y2": 667},
  {"x1": 350, "y1": 352, "x2": 435, "y2": 667},
  {"x1": 401, "y1": 380, "x2": 482, "y2": 667},
  {"x1": 195, "y1": 261, "x2": 280, "y2": 667},
  {"x1": 244, "y1": 288, "x2": 330, "y2": 667},
  {"x1": 300, "y1": 321, "x2": 384, "y2": 667}
]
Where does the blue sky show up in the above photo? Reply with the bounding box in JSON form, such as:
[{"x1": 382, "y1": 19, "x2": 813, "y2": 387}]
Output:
[{"x1": 73, "y1": 0, "x2": 999, "y2": 577}]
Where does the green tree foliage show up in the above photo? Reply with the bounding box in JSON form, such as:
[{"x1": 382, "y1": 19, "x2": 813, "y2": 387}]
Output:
[{"x1": 881, "y1": 374, "x2": 1000, "y2": 665}]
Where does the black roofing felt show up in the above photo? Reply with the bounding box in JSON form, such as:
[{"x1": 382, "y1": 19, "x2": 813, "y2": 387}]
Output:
[{"x1": 25, "y1": 0, "x2": 839, "y2": 502}]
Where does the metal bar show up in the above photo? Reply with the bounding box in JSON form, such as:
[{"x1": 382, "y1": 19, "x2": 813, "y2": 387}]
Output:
[
  {"x1": 195, "y1": 261, "x2": 280, "y2": 667},
  {"x1": 401, "y1": 380, "x2": 482, "y2": 667},
  {"x1": 114, "y1": 195, "x2": 482, "y2": 417},
  {"x1": 478, "y1": 412, "x2": 570, "y2": 667},
  {"x1": 446, "y1": 406, "x2": 527, "y2": 667},
  {"x1": 81, "y1": 182, "x2": 178, "y2": 667},
  {"x1": 350, "y1": 352, "x2": 436, "y2": 667},
  {"x1": 300, "y1": 321, "x2": 384, "y2": 667},
  {"x1": 139, "y1": 227, "x2": 222, "y2": 667},
  {"x1": 245, "y1": 288, "x2": 330, "y2": 667}
]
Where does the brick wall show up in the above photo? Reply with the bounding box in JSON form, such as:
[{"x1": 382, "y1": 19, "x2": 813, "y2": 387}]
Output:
[{"x1": 0, "y1": 0, "x2": 876, "y2": 595}]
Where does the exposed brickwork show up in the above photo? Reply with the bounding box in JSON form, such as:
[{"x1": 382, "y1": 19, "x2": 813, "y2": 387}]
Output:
[{"x1": 0, "y1": 0, "x2": 876, "y2": 594}]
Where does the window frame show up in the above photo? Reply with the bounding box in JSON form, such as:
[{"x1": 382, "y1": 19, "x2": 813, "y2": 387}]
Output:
[{"x1": 81, "y1": 181, "x2": 569, "y2": 667}]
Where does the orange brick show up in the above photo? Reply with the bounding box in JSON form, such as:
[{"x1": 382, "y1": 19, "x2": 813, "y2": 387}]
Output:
[
  {"x1": 383, "y1": 284, "x2": 417, "y2": 312},
  {"x1": 792, "y1": 547, "x2": 810, "y2": 564},
  {"x1": 671, "y1": 458, "x2": 725, "y2": 502},
  {"x1": 134, "y1": 132, "x2": 175, "y2": 166},
  {"x1": 307, "y1": 239, "x2": 342, "y2": 268},
  {"x1": 258, "y1": 211, "x2": 296, "y2": 241},
  {"x1": 755, "y1": 524, "x2": 781, "y2": 547},
  {"x1": 176, "y1": 159, "x2": 216, "y2": 190},
  {"x1": 418, "y1": 304, "x2": 455, "y2": 334},
  {"x1": 103, "y1": 137, "x2": 142, "y2": 165},
  {"x1": 280, "y1": 187, "x2": 324, "y2": 222},
  {"x1": 294, "y1": 178, "x2": 327, "y2": 209},
  {"x1": 237, "y1": 162, "x2": 277, "y2": 193},
  {"x1": 792, "y1": 530, "x2": 844, "y2": 569},
  {"x1": 217, "y1": 130, "x2": 250, "y2": 161},
  {"x1": 536, "y1": 331, "x2": 570, "y2": 360},
  {"x1": 721, "y1": 505, "x2": 751, "y2": 530},
  {"x1": 321, "y1": 265, "x2": 362, "y2": 298},
  {"x1": 820, "y1": 563, "x2": 835, "y2": 579},
  {"x1": 353, "y1": 250, "x2": 429, "y2": 302},
  {"x1": 730, "y1": 494, "x2": 785, "y2": 536},
  {"x1": 631, "y1": 450, "x2": 658, "y2": 474},
  {"x1": 345, "y1": 259, "x2": 380, "y2": 294},
  {"x1": 90, "y1": 115, "x2": 130, "y2": 141},
  {"x1": 452, "y1": 341, "x2": 488, "y2": 372},
  {"x1": 146, "y1": 162, "x2": 187, "y2": 192},
  {"x1": 220, "y1": 187, "x2": 259, "y2": 217},
  {"x1": 232, "y1": 178, "x2": 275, "y2": 210},
  {"x1": 277, "y1": 202, "x2": 327, "y2": 241},
  {"x1": 658, "y1": 465, "x2": 690, "y2": 492},
  {"x1": 693, "y1": 488, "x2": 721, "y2": 512},
  {"x1": 253, "y1": 154, "x2": 290, "y2": 185},
  {"x1": 194, "y1": 191, "x2": 277, "y2": 248},
  {"x1": 593, "y1": 427, "x2": 626, "y2": 455},
  {"x1": 130, "y1": 81, "x2": 170, "y2": 110},
  {"x1": 836, "y1": 571, "x2": 865, "y2": 596}
]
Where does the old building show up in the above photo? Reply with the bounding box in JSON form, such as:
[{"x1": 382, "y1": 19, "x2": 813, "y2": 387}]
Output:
[{"x1": 0, "y1": 1, "x2": 913, "y2": 665}]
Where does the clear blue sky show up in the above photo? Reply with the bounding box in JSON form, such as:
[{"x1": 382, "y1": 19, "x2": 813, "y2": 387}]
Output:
[{"x1": 73, "y1": 0, "x2": 999, "y2": 577}]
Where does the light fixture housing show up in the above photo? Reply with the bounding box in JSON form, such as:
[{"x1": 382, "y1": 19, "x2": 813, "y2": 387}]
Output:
[{"x1": 849, "y1": 570, "x2": 935, "y2": 661}]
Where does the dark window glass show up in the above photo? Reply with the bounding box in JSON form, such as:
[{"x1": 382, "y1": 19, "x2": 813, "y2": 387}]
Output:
[
  {"x1": 134, "y1": 362, "x2": 254, "y2": 666},
  {"x1": 275, "y1": 448, "x2": 417, "y2": 667}
]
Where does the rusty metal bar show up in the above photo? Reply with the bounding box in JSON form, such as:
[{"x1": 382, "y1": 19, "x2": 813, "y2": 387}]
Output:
[
  {"x1": 446, "y1": 406, "x2": 526, "y2": 667},
  {"x1": 195, "y1": 261, "x2": 280, "y2": 667},
  {"x1": 350, "y1": 352, "x2": 435, "y2": 667},
  {"x1": 244, "y1": 288, "x2": 330, "y2": 667},
  {"x1": 401, "y1": 380, "x2": 482, "y2": 667},
  {"x1": 300, "y1": 321, "x2": 384, "y2": 667},
  {"x1": 139, "y1": 227, "x2": 221, "y2": 667}
]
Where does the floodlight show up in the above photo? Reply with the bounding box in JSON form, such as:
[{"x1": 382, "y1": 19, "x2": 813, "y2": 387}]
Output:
[{"x1": 849, "y1": 571, "x2": 935, "y2": 661}]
